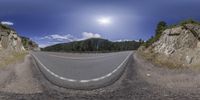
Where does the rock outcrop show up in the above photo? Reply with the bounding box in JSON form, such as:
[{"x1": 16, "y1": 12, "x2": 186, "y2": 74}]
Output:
[
  {"x1": 20, "y1": 36, "x2": 40, "y2": 51},
  {"x1": 0, "y1": 24, "x2": 39, "y2": 52},
  {"x1": 153, "y1": 24, "x2": 200, "y2": 55},
  {"x1": 0, "y1": 24, "x2": 25, "y2": 52},
  {"x1": 141, "y1": 23, "x2": 200, "y2": 67}
]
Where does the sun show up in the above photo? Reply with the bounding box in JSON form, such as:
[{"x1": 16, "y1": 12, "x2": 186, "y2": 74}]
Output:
[{"x1": 97, "y1": 17, "x2": 111, "y2": 25}]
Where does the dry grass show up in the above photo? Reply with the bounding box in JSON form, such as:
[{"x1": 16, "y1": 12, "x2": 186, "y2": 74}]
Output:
[
  {"x1": 188, "y1": 63, "x2": 200, "y2": 71},
  {"x1": 0, "y1": 51, "x2": 28, "y2": 68},
  {"x1": 138, "y1": 50, "x2": 184, "y2": 69}
]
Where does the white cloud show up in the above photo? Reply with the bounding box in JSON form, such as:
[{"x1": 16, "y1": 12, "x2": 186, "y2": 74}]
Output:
[
  {"x1": 41, "y1": 34, "x2": 77, "y2": 42},
  {"x1": 38, "y1": 41, "x2": 63, "y2": 48},
  {"x1": 38, "y1": 32, "x2": 102, "y2": 47},
  {"x1": 1, "y1": 21, "x2": 14, "y2": 26},
  {"x1": 39, "y1": 44, "x2": 49, "y2": 48},
  {"x1": 81, "y1": 32, "x2": 101, "y2": 40},
  {"x1": 115, "y1": 39, "x2": 130, "y2": 42},
  {"x1": 40, "y1": 32, "x2": 101, "y2": 42}
]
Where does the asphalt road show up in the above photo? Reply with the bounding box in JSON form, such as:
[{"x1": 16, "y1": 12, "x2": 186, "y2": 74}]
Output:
[
  {"x1": 31, "y1": 51, "x2": 132, "y2": 89},
  {"x1": 3, "y1": 51, "x2": 200, "y2": 99}
]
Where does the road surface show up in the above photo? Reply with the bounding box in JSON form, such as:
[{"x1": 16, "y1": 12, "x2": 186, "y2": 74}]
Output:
[{"x1": 31, "y1": 51, "x2": 133, "y2": 89}]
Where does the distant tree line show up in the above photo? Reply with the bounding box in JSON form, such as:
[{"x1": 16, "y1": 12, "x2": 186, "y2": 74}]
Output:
[
  {"x1": 42, "y1": 38, "x2": 143, "y2": 52},
  {"x1": 143, "y1": 21, "x2": 167, "y2": 47}
]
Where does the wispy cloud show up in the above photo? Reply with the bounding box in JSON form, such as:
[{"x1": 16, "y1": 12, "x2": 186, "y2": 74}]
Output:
[
  {"x1": 115, "y1": 39, "x2": 130, "y2": 42},
  {"x1": 38, "y1": 44, "x2": 49, "y2": 48},
  {"x1": 1, "y1": 21, "x2": 14, "y2": 26},
  {"x1": 41, "y1": 34, "x2": 76, "y2": 42},
  {"x1": 37, "y1": 32, "x2": 102, "y2": 47}
]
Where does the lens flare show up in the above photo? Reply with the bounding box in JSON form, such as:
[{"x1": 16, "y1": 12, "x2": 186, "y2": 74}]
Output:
[{"x1": 97, "y1": 17, "x2": 111, "y2": 25}]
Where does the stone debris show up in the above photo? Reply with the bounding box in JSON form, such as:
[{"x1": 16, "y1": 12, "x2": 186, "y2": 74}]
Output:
[{"x1": 146, "y1": 74, "x2": 151, "y2": 77}]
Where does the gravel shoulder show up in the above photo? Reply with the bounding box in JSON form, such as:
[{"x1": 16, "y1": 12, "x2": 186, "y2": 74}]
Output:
[
  {"x1": 0, "y1": 53, "x2": 200, "y2": 100},
  {"x1": 135, "y1": 53, "x2": 200, "y2": 91},
  {"x1": 0, "y1": 55, "x2": 43, "y2": 94}
]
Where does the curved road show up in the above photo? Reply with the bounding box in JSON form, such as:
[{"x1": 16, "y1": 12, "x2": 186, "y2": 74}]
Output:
[{"x1": 31, "y1": 51, "x2": 133, "y2": 89}]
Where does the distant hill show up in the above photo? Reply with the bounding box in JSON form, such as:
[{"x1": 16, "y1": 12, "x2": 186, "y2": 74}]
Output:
[{"x1": 42, "y1": 38, "x2": 142, "y2": 52}]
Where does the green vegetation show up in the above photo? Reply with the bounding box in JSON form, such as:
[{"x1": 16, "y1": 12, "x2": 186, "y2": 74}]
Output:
[
  {"x1": 0, "y1": 24, "x2": 15, "y2": 31},
  {"x1": 20, "y1": 36, "x2": 38, "y2": 50},
  {"x1": 140, "y1": 19, "x2": 200, "y2": 69},
  {"x1": 21, "y1": 36, "x2": 30, "y2": 49},
  {"x1": 143, "y1": 19, "x2": 200, "y2": 48},
  {"x1": 179, "y1": 19, "x2": 200, "y2": 26},
  {"x1": 143, "y1": 21, "x2": 167, "y2": 47},
  {"x1": 167, "y1": 19, "x2": 200, "y2": 29},
  {"x1": 42, "y1": 38, "x2": 143, "y2": 52},
  {"x1": 0, "y1": 24, "x2": 10, "y2": 30}
]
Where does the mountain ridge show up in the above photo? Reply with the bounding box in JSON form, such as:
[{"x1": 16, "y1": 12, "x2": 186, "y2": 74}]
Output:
[{"x1": 42, "y1": 38, "x2": 142, "y2": 52}]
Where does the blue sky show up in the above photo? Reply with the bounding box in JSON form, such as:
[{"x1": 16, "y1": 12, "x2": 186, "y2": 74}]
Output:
[{"x1": 0, "y1": 0, "x2": 200, "y2": 47}]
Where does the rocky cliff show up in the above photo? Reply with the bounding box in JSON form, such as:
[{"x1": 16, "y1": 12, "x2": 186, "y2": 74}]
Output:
[
  {"x1": 140, "y1": 22, "x2": 200, "y2": 68},
  {"x1": 20, "y1": 36, "x2": 40, "y2": 51},
  {"x1": 0, "y1": 24, "x2": 25, "y2": 52},
  {"x1": 0, "y1": 24, "x2": 39, "y2": 52}
]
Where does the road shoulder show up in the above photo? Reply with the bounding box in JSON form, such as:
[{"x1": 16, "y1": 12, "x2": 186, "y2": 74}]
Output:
[
  {"x1": 0, "y1": 54, "x2": 43, "y2": 94},
  {"x1": 135, "y1": 53, "x2": 200, "y2": 91}
]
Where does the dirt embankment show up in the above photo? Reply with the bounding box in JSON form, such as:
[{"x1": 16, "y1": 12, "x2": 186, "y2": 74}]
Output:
[
  {"x1": 135, "y1": 53, "x2": 200, "y2": 91},
  {"x1": 0, "y1": 54, "x2": 42, "y2": 94}
]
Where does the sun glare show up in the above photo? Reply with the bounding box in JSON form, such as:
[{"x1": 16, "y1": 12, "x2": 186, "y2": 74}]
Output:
[{"x1": 97, "y1": 17, "x2": 111, "y2": 25}]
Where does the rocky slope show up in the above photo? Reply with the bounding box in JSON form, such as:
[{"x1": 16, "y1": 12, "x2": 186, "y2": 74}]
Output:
[
  {"x1": 140, "y1": 22, "x2": 200, "y2": 68},
  {"x1": 0, "y1": 24, "x2": 39, "y2": 68},
  {"x1": 0, "y1": 24, "x2": 25, "y2": 52},
  {"x1": 20, "y1": 36, "x2": 40, "y2": 51},
  {"x1": 0, "y1": 24, "x2": 39, "y2": 52}
]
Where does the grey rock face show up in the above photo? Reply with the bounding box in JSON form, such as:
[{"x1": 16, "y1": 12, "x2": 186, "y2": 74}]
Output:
[
  {"x1": 0, "y1": 27, "x2": 25, "y2": 52},
  {"x1": 151, "y1": 24, "x2": 200, "y2": 66},
  {"x1": 186, "y1": 55, "x2": 193, "y2": 64}
]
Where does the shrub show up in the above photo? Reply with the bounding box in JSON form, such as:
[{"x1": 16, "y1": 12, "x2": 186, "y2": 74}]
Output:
[{"x1": 143, "y1": 21, "x2": 167, "y2": 47}]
